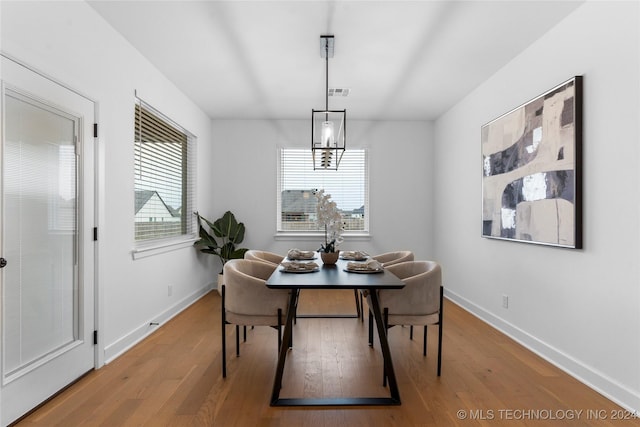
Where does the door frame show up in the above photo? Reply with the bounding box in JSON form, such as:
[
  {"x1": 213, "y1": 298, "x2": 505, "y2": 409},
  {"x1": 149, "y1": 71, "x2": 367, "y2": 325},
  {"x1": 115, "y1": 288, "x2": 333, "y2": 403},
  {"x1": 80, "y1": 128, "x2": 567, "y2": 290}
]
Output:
[{"x1": 0, "y1": 52, "x2": 102, "y2": 421}]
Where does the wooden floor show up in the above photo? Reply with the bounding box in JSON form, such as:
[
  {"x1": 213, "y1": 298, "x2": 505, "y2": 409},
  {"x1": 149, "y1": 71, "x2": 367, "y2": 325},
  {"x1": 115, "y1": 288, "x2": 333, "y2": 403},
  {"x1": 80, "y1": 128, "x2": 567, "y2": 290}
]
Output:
[{"x1": 16, "y1": 290, "x2": 636, "y2": 426}]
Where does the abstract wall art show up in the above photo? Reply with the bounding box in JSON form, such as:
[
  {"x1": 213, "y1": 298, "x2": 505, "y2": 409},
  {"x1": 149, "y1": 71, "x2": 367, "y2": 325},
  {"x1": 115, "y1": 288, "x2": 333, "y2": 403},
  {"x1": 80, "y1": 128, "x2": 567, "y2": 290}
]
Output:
[{"x1": 481, "y1": 76, "x2": 582, "y2": 248}]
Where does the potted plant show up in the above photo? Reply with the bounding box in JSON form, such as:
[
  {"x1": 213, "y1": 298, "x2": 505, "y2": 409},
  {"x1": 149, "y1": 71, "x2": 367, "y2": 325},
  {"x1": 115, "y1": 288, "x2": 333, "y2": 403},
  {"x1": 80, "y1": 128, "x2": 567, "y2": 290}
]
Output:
[
  {"x1": 314, "y1": 189, "x2": 344, "y2": 265},
  {"x1": 194, "y1": 211, "x2": 249, "y2": 292}
]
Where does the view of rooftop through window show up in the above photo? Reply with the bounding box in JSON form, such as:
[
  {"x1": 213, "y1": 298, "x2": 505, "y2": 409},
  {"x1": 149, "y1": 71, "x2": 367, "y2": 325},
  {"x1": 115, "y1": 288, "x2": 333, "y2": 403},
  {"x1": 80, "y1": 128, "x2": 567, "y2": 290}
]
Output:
[
  {"x1": 278, "y1": 148, "x2": 368, "y2": 233},
  {"x1": 134, "y1": 100, "x2": 196, "y2": 242}
]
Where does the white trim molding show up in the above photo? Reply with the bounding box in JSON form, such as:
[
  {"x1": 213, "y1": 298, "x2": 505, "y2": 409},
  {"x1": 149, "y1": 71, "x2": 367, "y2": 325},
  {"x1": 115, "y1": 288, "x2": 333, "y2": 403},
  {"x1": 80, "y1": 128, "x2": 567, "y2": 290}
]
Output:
[
  {"x1": 444, "y1": 289, "x2": 640, "y2": 415},
  {"x1": 103, "y1": 284, "x2": 213, "y2": 363}
]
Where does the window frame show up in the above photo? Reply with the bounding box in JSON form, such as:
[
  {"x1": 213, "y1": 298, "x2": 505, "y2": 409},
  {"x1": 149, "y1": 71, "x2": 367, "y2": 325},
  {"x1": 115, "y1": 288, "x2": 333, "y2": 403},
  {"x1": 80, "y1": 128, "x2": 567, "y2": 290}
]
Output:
[
  {"x1": 276, "y1": 147, "x2": 370, "y2": 240},
  {"x1": 132, "y1": 97, "x2": 197, "y2": 257}
]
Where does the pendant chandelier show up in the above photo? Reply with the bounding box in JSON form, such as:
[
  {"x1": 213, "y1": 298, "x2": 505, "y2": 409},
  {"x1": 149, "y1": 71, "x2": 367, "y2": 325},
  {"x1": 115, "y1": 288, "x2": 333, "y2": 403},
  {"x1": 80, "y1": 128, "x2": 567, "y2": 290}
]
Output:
[{"x1": 312, "y1": 35, "x2": 346, "y2": 170}]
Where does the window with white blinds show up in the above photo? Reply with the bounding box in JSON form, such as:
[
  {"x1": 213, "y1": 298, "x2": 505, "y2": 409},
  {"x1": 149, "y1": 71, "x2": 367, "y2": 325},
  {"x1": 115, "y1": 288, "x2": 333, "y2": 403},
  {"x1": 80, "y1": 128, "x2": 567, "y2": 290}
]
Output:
[
  {"x1": 134, "y1": 99, "x2": 196, "y2": 243},
  {"x1": 277, "y1": 148, "x2": 368, "y2": 233}
]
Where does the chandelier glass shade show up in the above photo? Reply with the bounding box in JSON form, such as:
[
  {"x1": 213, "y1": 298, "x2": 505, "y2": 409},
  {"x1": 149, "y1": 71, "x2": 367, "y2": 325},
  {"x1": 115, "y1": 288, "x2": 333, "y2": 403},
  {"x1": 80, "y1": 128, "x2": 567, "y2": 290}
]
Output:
[{"x1": 312, "y1": 110, "x2": 346, "y2": 170}]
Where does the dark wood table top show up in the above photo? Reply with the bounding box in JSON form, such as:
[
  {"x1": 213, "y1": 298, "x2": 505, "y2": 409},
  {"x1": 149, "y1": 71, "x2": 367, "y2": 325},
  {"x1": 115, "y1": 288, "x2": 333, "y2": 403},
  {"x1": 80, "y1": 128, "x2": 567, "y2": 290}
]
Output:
[{"x1": 265, "y1": 258, "x2": 405, "y2": 290}]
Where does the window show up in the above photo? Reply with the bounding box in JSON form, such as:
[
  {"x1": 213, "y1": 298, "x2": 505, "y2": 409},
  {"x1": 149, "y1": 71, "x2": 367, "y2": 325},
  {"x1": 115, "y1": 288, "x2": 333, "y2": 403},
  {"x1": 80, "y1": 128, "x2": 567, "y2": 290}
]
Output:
[
  {"x1": 134, "y1": 98, "x2": 196, "y2": 244},
  {"x1": 277, "y1": 148, "x2": 368, "y2": 234}
]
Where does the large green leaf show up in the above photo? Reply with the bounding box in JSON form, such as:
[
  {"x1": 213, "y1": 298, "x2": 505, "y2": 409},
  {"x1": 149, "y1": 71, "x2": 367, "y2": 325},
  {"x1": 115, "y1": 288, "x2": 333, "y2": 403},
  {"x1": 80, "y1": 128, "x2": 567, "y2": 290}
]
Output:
[
  {"x1": 194, "y1": 211, "x2": 248, "y2": 265},
  {"x1": 197, "y1": 224, "x2": 219, "y2": 250},
  {"x1": 229, "y1": 222, "x2": 245, "y2": 245},
  {"x1": 212, "y1": 211, "x2": 245, "y2": 245},
  {"x1": 230, "y1": 248, "x2": 249, "y2": 260},
  {"x1": 219, "y1": 242, "x2": 235, "y2": 261},
  {"x1": 200, "y1": 216, "x2": 218, "y2": 234}
]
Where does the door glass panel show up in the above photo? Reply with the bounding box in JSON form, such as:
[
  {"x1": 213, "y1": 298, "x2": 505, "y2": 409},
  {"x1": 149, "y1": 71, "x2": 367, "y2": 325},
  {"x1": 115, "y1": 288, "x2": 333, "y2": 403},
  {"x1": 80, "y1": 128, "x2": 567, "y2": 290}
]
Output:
[{"x1": 2, "y1": 90, "x2": 78, "y2": 379}]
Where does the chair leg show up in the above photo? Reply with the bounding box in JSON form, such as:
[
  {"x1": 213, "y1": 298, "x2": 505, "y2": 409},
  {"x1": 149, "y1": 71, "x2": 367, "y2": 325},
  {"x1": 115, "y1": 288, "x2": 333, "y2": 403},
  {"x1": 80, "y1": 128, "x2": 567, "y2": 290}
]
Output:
[
  {"x1": 236, "y1": 325, "x2": 240, "y2": 357},
  {"x1": 221, "y1": 285, "x2": 227, "y2": 378},
  {"x1": 243, "y1": 325, "x2": 247, "y2": 342},
  {"x1": 423, "y1": 325, "x2": 427, "y2": 356},
  {"x1": 360, "y1": 292, "x2": 364, "y2": 322},
  {"x1": 437, "y1": 285, "x2": 444, "y2": 376},
  {"x1": 410, "y1": 325, "x2": 413, "y2": 340},
  {"x1": 383, "y1": 307, "x2": 389, "y2": 387},
  {"x1": 368, "y1": 308, "x2": 374, "y2": 347},
  {"x1": 353, "y1": 289, "x2": 361, "y2": 318}
]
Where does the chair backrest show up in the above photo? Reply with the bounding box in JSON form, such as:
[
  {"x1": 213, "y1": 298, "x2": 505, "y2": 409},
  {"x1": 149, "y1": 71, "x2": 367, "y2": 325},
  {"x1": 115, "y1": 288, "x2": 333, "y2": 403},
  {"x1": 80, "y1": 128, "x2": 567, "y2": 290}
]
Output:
[
  {"x1": 244, "y1": 249, "x2": 284, "y2": 266},
  {"x1": 380, "y1": 260, "x2": 441, "y2": 316},
  {"x1": 372, "y1": 251, "x2": 414, "y2": 267},
  {"x1": 223, "y1": 259, "x2": 289, "y2": 318}
]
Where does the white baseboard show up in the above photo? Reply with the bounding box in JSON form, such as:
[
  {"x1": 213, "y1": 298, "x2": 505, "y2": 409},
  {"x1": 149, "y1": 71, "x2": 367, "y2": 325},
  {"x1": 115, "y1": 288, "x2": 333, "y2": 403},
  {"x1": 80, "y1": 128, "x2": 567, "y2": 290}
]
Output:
[
  {"x1": 444, "y1": 288, "x2": 640, "y2": 415},
  {"x1": 103, "y1": 283, "x2": 214, "y2": 364}
]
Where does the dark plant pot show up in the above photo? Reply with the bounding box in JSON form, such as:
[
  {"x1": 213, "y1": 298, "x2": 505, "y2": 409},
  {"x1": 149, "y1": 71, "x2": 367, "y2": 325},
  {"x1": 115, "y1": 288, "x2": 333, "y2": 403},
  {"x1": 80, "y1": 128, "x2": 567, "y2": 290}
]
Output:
[{"x1": 320, "y1": 251, "x2": 339, "y2": 265}]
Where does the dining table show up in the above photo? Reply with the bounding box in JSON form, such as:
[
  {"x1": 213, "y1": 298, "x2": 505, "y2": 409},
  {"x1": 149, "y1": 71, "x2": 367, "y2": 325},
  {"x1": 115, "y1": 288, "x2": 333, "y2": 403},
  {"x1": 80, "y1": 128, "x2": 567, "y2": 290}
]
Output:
[{"x1": 265, "y1": 256, "x2": 405, "y2": 406}]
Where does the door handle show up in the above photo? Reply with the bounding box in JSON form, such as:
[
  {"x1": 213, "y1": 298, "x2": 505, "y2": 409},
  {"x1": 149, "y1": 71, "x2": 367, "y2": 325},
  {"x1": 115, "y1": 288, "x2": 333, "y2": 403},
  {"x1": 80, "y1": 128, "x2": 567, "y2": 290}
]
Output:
[{"x1": 0, "y1": 258, "x2": 6, "y2": 268}]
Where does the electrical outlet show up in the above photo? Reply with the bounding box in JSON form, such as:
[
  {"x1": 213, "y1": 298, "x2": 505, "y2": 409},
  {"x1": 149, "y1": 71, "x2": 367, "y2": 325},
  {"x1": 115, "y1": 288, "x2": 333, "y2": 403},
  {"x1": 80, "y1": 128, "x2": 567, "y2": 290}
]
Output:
[
  {"x1": 502, "y1": 294, "x2": 509, "y2": 309},
  {"x1": 168, "y1": 285, "x2": 173, "y2": 297}
]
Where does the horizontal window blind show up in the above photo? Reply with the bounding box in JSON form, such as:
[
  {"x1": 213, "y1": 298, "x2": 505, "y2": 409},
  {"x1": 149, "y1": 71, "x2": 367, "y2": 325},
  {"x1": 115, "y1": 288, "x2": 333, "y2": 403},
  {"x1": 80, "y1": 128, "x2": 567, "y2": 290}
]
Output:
[
  {"x1": 134, "y1": 99, "x2": 196, "y2": 243},
  {"x1": 278, "y1": 148, "x2": 368, "y2": 233}
]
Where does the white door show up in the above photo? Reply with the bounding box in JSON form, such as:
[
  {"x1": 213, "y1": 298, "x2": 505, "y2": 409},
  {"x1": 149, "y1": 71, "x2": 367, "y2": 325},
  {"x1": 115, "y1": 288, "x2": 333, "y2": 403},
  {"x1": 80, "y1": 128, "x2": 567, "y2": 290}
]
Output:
[{"x1": 0, "y1": 56, "x2": 96, "y2": 426}]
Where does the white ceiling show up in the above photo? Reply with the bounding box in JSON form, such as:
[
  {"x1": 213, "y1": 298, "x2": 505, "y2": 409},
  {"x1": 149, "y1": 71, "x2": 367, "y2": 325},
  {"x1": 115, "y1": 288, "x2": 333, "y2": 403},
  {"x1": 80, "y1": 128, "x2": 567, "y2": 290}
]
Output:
[{"x1": 88, "y1": 1, "x2": 583, "y2": 121}]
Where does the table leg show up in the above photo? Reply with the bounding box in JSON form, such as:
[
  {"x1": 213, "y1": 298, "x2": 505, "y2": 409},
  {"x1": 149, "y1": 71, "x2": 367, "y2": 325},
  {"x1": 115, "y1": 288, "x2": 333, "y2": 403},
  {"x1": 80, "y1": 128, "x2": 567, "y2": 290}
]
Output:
[
  {"x1": 270, "y1": 289, "x2": 298, "y2": 405},
  {"x1": 368, "y1": 291, "x2": 401, "y2": 403},
  {"x1": 270, "y1": 287, "x2": 401, "y2": 406}
]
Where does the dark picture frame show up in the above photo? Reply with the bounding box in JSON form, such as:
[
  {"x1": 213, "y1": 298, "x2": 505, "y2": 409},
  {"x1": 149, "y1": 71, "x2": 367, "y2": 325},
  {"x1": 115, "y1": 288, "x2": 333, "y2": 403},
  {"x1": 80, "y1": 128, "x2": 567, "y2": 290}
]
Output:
[{"x1": 481, "y1": 76, "x2": 583, "y2": 248}]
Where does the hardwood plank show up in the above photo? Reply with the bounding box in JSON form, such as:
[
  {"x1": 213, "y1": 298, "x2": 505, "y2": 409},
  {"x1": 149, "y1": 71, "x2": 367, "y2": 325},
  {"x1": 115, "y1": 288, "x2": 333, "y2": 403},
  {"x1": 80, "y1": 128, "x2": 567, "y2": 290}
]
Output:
[{"x1": 14, "y1": 290, "x2": 637, "y2": 427}]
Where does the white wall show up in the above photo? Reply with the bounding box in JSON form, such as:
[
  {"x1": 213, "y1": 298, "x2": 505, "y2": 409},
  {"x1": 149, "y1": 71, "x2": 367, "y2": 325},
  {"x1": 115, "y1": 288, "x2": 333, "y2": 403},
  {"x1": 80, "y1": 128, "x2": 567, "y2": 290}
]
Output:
[
  {"x1": 210, "y1": 119, "x2": 434, "y2": 265},
  {"x1": 434, "y1": 1, "x2": 639, "y2": 412},
  {"x1": 0, "y1": 1, "x2": 217, "y2": 365}
]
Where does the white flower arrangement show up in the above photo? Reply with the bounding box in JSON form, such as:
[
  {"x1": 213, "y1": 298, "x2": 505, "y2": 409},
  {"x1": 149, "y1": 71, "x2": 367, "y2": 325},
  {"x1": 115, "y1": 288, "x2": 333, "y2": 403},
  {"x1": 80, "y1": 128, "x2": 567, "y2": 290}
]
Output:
[{"x1": 314, "y1": 189, "x2": 344, "y2": 253}]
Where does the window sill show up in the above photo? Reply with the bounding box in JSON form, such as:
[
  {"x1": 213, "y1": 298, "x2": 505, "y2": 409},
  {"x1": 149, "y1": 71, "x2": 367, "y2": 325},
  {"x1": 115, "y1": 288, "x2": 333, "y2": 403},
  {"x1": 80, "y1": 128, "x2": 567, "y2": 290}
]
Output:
[{"x1": 131, "y1": 237, "x2": 199, "y2": 260}]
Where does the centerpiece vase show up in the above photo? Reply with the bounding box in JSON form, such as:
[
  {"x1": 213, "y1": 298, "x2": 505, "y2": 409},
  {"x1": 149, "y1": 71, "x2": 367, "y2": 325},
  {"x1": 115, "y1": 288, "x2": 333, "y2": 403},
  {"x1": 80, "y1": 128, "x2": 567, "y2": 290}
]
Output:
[{"x1": 320, "y1": 251, "x2": 340, "y2": 265}]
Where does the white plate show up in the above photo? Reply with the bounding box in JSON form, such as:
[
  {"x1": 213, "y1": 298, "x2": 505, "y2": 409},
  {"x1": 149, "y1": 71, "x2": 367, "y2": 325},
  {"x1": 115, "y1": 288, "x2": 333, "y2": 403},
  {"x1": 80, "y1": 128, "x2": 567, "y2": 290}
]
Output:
[
  {"x1": 340, "y1": 255, "x2": 368, "y2": 261},
  {"x1": 281, "y1": 267, "x2": 319, "y2": 273},
  {"x1": 343, "y1": 268, "x2": 383, "y2": 274}
]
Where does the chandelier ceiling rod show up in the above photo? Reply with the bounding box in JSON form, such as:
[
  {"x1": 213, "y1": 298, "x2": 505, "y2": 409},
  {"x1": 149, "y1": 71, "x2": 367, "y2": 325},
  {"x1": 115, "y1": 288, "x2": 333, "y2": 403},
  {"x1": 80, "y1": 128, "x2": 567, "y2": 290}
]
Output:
[{"x1": 325, "y1": 40, "x2": 329, "y2": 113}]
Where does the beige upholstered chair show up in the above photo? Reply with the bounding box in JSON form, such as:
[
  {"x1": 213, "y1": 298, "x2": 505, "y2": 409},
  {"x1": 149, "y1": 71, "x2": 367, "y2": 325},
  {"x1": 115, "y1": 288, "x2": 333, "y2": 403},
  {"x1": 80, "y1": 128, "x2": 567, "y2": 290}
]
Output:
[
  {"x1": 244, "y1": 249, "x2": 304, "y2": 320},
  {"x1": 221, "y1": 259, "x2": 290, "y2": 377},
  {"x1": 244, "y1": 249, "x2": 284, "y2": 266},
  {"x1": 226, "y1": 250, "x2": 284, "y2": 345},
  {"x1": 358, "y1": 251, "x2": 415, "y2": 319},
  {"x1": 367, "y1": 260, "x2": 443, "y2": 377},
  {"x1": 371, "y1": 250, "x2": 414, "y2": 267}
]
